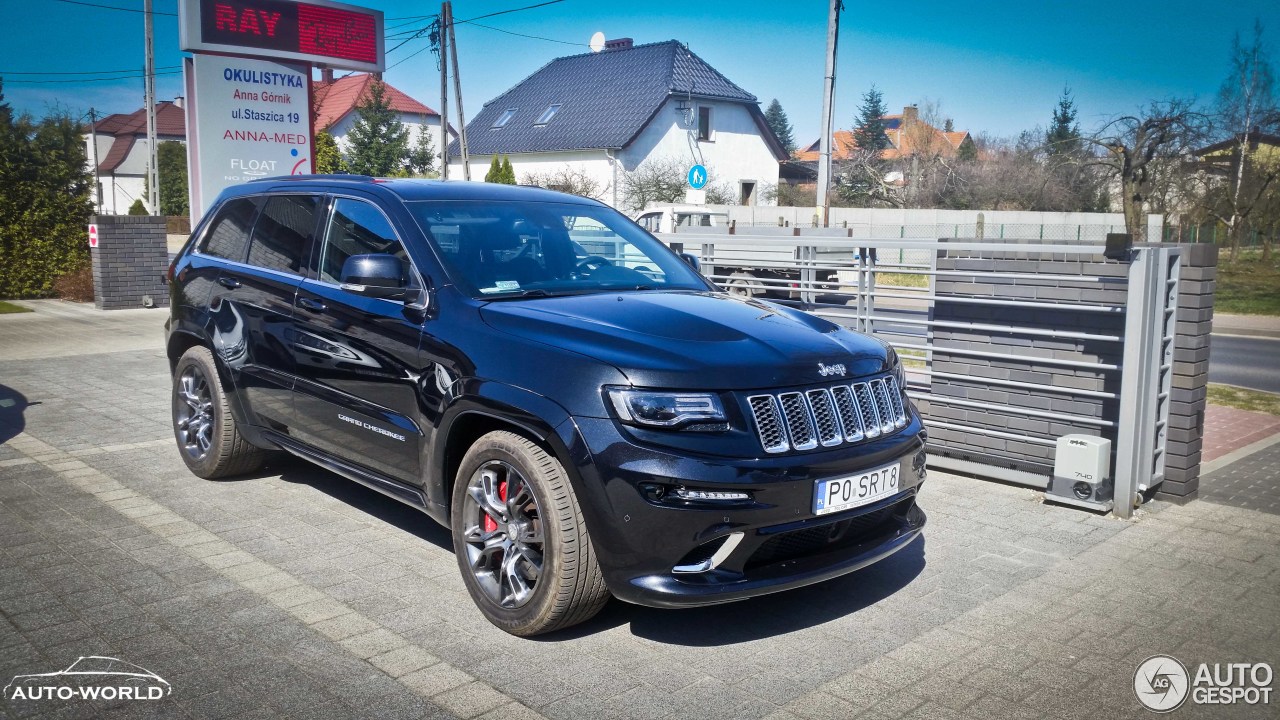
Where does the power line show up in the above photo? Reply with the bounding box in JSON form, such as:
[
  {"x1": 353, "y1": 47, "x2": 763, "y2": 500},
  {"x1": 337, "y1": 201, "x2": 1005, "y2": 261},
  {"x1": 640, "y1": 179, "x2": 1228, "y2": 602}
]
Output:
[
  {"x1": 464, "y1": 21, "x2": 586, "y2": 47},
  {"x1": 1, "y1": 66, "x2": 181, "y2": 76},
  {"x1": 52, "y1": 0, "x2": 177, "y2": 16},
  {"x1": 455, "y1": 0, "x2": 567, "y2": 24},
  {"x1": 386, "y1": 44, "x2": 431, "y2": 71},
  {"x1": 3, "y1": 71, "x2": 182, "y2": 85}
]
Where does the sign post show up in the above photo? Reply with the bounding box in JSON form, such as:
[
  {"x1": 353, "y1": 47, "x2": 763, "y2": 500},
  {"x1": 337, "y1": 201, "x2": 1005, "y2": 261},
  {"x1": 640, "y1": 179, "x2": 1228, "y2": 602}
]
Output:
[
  {"x1": 685, "y1": 164, "x2": 708, "y2": 204},
  {"x1": 178, "y1": 0, "x2": 385, "y2": 223}
]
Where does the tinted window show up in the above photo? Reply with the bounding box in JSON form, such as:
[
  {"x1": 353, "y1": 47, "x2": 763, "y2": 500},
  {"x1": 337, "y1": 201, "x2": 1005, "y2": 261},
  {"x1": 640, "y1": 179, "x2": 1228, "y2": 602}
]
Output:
[
  {"x1": 246, "y1": 195, "x2": 318, "y2": 274},
  {"x1": 408, "y1": 200, "x2": 706, "y2": 298},
  {"x1": 199, "y1": 197, "x2": 258, "y2": 261},
  {"x1": 319, "y1": 198, "x2": 410, "y2": 285}
]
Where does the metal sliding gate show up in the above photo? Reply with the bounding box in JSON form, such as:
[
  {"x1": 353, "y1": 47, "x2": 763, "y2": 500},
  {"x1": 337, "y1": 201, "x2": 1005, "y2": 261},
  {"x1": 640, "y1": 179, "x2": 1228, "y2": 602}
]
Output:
[{"x1": 659, "y1": 232, "x2": 1181, "y2": 518}]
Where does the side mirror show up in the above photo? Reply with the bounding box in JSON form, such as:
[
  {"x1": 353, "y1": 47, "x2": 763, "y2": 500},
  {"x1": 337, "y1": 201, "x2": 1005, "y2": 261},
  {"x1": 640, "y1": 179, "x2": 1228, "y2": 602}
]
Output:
[
  {"x1": 679, "y1": 252, "x2": 701, "y2": 272},
  {"x1": 340, "y1": 254, "x2": 408, "y2": 300}
]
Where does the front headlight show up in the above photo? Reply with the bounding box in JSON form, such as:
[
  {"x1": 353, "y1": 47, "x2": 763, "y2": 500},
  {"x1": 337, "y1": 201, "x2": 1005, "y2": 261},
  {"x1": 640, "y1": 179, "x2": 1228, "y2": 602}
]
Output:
[{"x1": 607, "y1": 388, "x2": 726, "y2": 428}]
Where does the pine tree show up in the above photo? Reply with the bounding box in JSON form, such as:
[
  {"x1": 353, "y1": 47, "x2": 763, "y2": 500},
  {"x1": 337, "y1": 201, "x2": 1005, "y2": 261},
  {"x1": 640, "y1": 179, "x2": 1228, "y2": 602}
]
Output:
[
  {"x1": 484, "y1": 156, "x2": 502, "y2": 182},
  {"x1": 852, "y1": 85, "x2": 890, "y2": 155},
  {"x1": 128, "y1": 199, "x2": 147, "y2": 215},
  {"x1": 157, "y1": 141, "x2": 188, "y2": 216},
  {"x1": 1046, "y1": 87, "x2": 1081, "y2": 156},
  {"x1": 344, "y1": 79, "x2": 410, "y2": 176},
  {"x1": 501, "y1": 156, "x2": 516, "y2": 184},
  {"x1": 314, "y1": 129, "x2": 346, "y2": 174},
  {"x1": 763, "y1": 99, "x2": 796, "y2": 154},
  {"x1": 943, "y1": 118, "x2": 955, "y2": 132},
  {"x1": 405, "y1": 127, "x2": 436, "y2": 177}
]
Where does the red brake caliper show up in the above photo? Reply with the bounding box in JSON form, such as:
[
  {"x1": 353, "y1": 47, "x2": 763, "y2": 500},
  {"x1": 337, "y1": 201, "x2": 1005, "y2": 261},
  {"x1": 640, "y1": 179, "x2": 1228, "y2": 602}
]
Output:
[{"x1": 482, "y1": 480, "x2": 508, "y2": 533}]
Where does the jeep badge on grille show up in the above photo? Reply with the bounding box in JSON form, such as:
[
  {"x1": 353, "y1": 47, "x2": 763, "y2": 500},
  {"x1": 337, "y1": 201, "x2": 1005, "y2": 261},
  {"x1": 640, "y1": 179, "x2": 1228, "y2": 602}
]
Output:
[{"x1": 818, "y1": 362, "x2": 847, "y2": 377}]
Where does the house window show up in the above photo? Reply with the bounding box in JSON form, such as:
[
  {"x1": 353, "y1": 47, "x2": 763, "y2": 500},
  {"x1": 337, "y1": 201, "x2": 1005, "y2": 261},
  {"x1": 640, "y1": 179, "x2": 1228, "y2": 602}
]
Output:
[
  {"x1": 697, "y1": 106, "x2": 713, "y2": 142},
  {"x1": 491, "y1": 109, "x2": 517, "y2": 128},
  {"x1": 534, "y1": 104, "x2": 562, "y2": 126}
]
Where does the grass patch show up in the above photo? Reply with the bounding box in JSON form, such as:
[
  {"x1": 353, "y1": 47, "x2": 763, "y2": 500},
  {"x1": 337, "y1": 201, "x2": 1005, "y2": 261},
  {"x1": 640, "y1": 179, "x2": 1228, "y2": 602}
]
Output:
[
  {"x1": 875, "y1": 272, "x2": 929, "y2": 289},
  {"x1": 0, "y1": 300, "x2": 32, "y2": 314},
  {"x1": 1216, "y1": 250, "x2": 1280, "y2": 316},
  {"x1": 1207, "y1": 383, "x2": 1280, "y2": 416}
]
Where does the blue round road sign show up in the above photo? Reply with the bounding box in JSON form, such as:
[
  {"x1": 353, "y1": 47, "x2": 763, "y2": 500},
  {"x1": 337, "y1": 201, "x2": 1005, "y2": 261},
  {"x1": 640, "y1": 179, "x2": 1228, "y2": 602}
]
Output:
[{"x1": 687, "y1": 164, "x2": 708, "y2": 190}]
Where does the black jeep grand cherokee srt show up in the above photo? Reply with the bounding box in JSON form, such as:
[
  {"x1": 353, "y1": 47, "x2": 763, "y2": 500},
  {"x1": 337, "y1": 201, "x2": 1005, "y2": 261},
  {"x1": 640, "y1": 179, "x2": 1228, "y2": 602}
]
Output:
[{"x1": 165, "y1": 176, "x2": 927, "y2": 636}]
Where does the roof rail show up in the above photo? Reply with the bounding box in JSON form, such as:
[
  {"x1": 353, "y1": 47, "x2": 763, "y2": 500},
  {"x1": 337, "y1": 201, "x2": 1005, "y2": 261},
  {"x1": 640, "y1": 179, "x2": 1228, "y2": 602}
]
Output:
[{"x1": 248, "y1": 174, "x2": 377, "y2": 183}]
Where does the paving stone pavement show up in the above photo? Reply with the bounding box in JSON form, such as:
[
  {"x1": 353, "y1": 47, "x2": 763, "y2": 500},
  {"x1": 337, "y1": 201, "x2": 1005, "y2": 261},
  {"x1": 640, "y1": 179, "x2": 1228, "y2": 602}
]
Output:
[
  {"x1": 1200, "y1": 441, "x2": 1280, "y2": 515},
  {"x1": 1, "y1": 306, "x2": 1278, "y2": 720}
]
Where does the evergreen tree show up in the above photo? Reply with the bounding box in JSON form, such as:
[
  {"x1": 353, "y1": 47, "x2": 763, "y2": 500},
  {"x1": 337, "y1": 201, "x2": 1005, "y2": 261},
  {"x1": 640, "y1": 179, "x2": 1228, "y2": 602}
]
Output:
[
  {"x1": 128, "y1": 199, "x2": 147, "y2": 215},
  {"x1": 763, "y1": 99, "x2": 796, "y2": 154},
  {"x1": 943, "y1": 118, "x2": 955, "y2": 132},
  {"x1": 344, "y1": 80, "x2": 410, "y2": 176},
  {"x1": 157, "y1": 141, "x2": 188, "y2": 216},
  {"x1": 314, "y1": 129, "x2": 346, "y2": 174},
  {"x1": 1046, "y1": 87, "x2": 1081, "y2": 156},
  {"x1": 484, "y1": 155, "x2": 502, "y2": 183},
  {"x1": 0, "y1": 83, "x2": 95, "y2": 297},
  {"x1": 852, "y1": 85, "x2": 890, "y2": 155},
  {"x1": 405, "y1": 127, "x2": 436, "y2": 177},
  {"x1": 501, "y1": 156, "x2": 516, "y2": 184}
]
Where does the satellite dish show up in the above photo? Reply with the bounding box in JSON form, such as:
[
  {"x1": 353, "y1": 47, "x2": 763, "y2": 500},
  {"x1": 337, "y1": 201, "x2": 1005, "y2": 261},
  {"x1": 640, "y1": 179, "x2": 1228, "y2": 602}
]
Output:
[{"x1": 589, "y1": 31, "x2": 605, "y2": 53}]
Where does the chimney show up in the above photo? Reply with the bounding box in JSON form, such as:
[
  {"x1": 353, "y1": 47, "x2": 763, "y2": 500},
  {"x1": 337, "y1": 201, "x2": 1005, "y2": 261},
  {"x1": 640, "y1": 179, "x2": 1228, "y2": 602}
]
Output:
[
  {"x1": 321, "y1": 67, "x2": 334, "y2": 83},
  {"x1": 172, "y1": 96, "x2": 184, "y2": 108},
  {"x1": 902, "y1": 105, "x2": 918, "y2": 125},
  {"x1": 604, "y1": 37, "x2": 633, "y2": 51}
]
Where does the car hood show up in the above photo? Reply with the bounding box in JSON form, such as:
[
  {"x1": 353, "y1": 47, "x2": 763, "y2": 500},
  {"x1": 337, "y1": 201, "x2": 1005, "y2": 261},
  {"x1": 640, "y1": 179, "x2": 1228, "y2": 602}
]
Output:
[{"x1": 479, "y1": 291, "x2": 892, "y2": 390}]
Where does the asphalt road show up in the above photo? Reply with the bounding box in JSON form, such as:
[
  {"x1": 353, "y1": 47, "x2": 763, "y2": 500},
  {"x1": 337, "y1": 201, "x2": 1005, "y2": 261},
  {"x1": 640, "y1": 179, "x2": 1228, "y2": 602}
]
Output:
[{"x1": 1209, "y1": 333, "x2": 1280, "y2": 394}]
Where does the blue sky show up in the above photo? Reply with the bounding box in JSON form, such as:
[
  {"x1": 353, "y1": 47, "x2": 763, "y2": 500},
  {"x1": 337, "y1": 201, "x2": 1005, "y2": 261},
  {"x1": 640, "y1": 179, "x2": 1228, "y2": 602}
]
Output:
[{"x1": 2, "y1": 0, "x2": 1277, "y2": 144}]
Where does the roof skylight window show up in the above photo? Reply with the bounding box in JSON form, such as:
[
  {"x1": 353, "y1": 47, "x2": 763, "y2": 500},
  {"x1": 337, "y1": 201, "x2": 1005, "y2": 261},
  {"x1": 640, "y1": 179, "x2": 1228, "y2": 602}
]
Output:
[
  {"x1": 534, "y1": 104, "x2": 562, "y2": 126},
  {"x1": 491, "y1": 108, "x2": 517, "y2": 128}
]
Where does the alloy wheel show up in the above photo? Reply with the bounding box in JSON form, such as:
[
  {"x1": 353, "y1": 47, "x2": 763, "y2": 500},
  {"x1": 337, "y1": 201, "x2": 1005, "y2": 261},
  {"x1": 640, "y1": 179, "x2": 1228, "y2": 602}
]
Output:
[
  {"x1": 175, "y1": 366, "x2": 214, "y2": 460},
  {"x1": 460, "y1": 460, "x2": 545, "y2": 608}
]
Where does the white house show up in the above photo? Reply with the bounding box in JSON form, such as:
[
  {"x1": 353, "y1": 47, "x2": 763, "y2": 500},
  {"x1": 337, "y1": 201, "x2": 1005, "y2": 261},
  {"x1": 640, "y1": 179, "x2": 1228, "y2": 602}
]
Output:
[
  {"x1": 447, "y1": 39, "x2": 787, "y2": 209},
  {"x1": 86, "y1": 100, "x2": 186, "y2": 215}
]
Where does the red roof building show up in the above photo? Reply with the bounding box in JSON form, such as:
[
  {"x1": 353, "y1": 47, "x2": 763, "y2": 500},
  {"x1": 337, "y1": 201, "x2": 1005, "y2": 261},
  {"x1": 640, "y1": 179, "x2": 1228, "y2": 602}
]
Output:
[{"x1": 794, "y1": 105, "x2": 974, "y2": 162}]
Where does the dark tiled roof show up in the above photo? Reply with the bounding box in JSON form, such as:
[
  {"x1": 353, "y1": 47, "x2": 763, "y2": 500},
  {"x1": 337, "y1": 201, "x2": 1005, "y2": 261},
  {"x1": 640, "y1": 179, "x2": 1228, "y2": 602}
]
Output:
[
  {"x1": 454, "y1": 40, "x2": 758, "y2": 156},
  {"x1": 91, "y1": 101, "x2": 186, "y2": 137}
]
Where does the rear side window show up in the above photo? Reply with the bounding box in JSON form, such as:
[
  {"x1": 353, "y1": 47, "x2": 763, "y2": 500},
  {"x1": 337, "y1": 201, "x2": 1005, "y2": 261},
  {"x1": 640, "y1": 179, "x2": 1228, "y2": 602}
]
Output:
[
  {"x1": 246, "y1": 195, "x2": 319, "y2": 274},
  {"x1": 199, "y1": 198, "x2": 258, "y2": 261}
]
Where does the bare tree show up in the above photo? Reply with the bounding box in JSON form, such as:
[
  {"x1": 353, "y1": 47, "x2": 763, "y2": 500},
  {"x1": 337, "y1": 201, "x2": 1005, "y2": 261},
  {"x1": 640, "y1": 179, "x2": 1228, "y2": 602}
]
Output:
[
  {"x1": 1212, "y1": 20, "x2": 1279, "y2": 257},
  {"x1": 520, "y1": 166, "x2": 608, "y2": 201},
  {"x1": 618, "y1": 157, "x2": 688, "y2": 212},
  {"x1": 1087, "y1": 100, "x2": 1206, "y2": 240}
]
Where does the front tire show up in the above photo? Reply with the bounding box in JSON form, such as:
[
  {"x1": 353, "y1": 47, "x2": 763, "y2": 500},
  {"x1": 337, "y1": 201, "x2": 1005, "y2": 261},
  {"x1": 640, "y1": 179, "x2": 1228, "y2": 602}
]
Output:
[
  {"x1": 451, "y1": 431, "x2": 609, "y2": 636},
  {"x1": 171, "y1": 346, "x2": 266, "y2": 478}
]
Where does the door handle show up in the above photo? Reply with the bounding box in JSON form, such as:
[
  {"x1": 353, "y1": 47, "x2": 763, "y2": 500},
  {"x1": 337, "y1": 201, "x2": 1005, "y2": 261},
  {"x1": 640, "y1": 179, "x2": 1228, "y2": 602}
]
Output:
[
  {"x1": 297, "y1": 297, "x2": 326, "y2": 313},
  {"x1": 217, "y1": 277, "x2": 242, "y2": 290}
]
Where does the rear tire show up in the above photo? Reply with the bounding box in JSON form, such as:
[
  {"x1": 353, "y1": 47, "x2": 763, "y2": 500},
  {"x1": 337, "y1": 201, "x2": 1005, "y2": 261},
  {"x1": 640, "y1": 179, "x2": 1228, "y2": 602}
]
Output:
[
  {"x1": 451, "y1": 431, "x2": 609, "y2": 636},
  {"x1": 171, "y1": 346, "x2": 266, "y2": 479}
]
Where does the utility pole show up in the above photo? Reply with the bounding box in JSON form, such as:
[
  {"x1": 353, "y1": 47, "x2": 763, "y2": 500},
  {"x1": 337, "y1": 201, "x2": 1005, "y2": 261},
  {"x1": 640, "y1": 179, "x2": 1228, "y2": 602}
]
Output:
[
  {"x1": 445, "y1": 2, "x2": 470, "y2": 180},
  {"x1": 88, "y1": 108, "x2": 102, "y2": 215},
  {"x1": 437, "y1": 8, "x2": 450, "y2": 180},
  {"x1": 144, "y1": 0, "x2": 159, "y2": 215},
  {"x1": 815, "y1": 0, "x2": 841, "y2": 227}
]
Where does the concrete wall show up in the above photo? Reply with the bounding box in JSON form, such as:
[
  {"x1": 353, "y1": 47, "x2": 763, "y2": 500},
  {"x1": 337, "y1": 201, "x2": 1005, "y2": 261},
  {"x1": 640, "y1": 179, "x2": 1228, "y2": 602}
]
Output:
[{"x1": 90, "y1": 215, "x2": 170, "y2": 311}]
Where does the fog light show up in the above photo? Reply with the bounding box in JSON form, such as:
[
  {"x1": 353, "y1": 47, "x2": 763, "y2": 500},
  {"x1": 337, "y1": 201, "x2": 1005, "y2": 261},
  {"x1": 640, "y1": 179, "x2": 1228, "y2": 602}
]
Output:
[{"x1": 673, "y1": 487, "x2": 750, "y2": 502}]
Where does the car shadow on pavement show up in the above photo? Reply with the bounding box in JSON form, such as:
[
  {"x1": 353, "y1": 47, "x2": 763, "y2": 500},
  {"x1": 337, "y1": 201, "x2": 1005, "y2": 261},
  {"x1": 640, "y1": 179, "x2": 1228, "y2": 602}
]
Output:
[
  {"x1": 0, "y1": 383, "x2": 33, "y2": 445},
  {"x1": 267, "y1": 456, "x2": 455, "y2": 551}
]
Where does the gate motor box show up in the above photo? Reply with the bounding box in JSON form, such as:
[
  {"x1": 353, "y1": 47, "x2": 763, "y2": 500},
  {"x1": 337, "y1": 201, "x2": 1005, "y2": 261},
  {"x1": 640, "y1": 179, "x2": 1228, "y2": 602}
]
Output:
[{"x1": 1045, "y1": 434, "x2": 1113, "y2": 512}]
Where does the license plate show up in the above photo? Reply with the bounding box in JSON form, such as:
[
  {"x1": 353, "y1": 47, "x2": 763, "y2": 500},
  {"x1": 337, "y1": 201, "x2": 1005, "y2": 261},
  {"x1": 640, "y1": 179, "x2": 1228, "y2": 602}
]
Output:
[{"x1": 813, "y1": 462, "x2": 901, "y2": 516}]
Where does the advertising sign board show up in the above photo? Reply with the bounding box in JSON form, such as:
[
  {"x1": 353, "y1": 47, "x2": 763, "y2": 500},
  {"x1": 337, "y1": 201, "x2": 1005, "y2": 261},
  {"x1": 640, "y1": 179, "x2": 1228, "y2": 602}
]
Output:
[{"x1": 179, "y1": 0, "x2": 384, "y2": 73}]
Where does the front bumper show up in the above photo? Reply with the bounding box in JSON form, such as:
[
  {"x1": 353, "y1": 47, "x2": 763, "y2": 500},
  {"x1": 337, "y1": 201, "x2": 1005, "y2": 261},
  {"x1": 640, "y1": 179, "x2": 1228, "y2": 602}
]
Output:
[{"x1": 566, "y1": 413, "x2": 928, "y2": 608}]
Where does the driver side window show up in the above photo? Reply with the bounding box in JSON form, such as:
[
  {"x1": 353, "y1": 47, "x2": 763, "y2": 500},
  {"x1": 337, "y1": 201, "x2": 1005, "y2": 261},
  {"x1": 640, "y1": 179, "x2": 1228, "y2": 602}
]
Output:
[{"x1": 319, "y1": 198, "x2": 414, "y2": 288}]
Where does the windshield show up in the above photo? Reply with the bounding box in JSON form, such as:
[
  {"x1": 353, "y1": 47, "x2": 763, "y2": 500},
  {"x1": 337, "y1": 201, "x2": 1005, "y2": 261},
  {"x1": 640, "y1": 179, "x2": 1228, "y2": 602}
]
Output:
[{"x1": 407, "y1": 200, "x2": 710, "y2": 299}]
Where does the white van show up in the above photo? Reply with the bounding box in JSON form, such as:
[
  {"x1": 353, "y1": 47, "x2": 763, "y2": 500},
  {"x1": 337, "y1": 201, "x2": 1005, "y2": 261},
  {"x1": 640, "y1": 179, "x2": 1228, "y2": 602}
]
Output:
[{"x1": 633, "y1": 205, "x2": 730, "y2": 234}]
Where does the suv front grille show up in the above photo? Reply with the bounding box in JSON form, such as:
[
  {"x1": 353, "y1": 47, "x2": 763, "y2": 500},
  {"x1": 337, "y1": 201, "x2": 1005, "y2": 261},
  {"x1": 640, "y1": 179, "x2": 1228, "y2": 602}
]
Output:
[{"x1": 747, "y1": 376, "x2": 907, "y2": 454}]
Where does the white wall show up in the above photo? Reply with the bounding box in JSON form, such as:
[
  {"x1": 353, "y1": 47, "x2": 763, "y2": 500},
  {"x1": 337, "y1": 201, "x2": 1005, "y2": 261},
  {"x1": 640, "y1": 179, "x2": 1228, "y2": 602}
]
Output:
[
  {"x1": 448, "y1": 150, "x2": 615, "y2": 200},
  {"x1": 621, "y1": 97, "x2": 780, "y2": 206},
  {"x1": 84, "y1": 133, "x2": 184, "y2": 215}
]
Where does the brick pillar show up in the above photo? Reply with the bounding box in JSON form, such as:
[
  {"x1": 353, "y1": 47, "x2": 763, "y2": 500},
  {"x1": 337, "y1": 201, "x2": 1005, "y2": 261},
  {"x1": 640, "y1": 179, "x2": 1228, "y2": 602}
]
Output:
[
  {"x1": 1155, "y1": 243, "x2": 1217, "y2": 503},
  {"x1": 90, "y1": 215, "x2": 170, "y2": 311}
]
